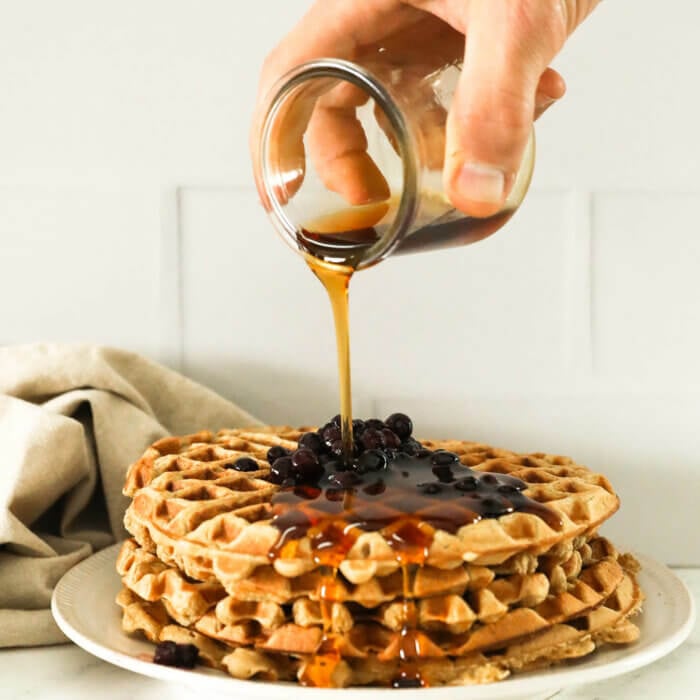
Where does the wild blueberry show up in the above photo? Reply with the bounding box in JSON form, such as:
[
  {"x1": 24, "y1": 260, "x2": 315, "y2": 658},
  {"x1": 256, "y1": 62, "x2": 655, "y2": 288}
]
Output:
[
  {"x1": 361, "y1": 428, "x2": 385, "y2": 450},
  {"x1": 455, "y1": 476, "x2": 479, "y2": 491},
  {"x1": 298, "y1": 432, "x2": 324, "y2": 454},
  {"x1": 381, "y1": 428, "x2": 401, "y2": 449},
  {"x1": 228, "y1": 457, "x2": 259, "y2": 472},
  {"x1": 356, "y1": 448, "x2": 387, "y2": 472},
  {"x1": 269, "y1": 456, "x2": 293, "y2": 484},
  {"x1": 365, "y1": 419, "x2": 386, "y2": 431},
  {"x1": 266, "y1": 446, "x2": 291, "y2": 464},
  {"x1": 352, "y1": 419, "x2": 366, "y2": 434},
  {"x1": 430, "y1": 450, "x2": 459, "y2": 466},
  {"x1": 385, "y1": 413, "x2": 413, "y2": 440},
  {"x1": 321, "y1": 424, "x2": 342, "y2": 447}
]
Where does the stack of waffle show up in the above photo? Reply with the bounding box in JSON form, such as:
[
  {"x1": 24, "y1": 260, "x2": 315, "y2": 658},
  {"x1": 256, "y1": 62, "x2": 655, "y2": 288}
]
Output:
[{"x1": 117, "y1": 426, "x2": 643, "y2": 688}]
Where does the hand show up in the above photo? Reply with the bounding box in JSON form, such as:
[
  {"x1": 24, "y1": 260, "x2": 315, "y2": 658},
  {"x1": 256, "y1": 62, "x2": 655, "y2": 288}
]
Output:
[{"x1": 252, "y1": 0, "x2": 599, "y2": 217}]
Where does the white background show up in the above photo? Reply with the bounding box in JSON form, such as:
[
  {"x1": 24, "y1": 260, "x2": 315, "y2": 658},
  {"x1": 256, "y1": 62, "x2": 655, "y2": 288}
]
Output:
[{"x1": 1, "y1": 1, "x2": 699, "y2": 564}]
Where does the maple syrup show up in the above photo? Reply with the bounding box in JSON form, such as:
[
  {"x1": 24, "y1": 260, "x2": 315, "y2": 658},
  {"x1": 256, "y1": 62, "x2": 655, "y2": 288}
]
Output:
[
  {"x1": 269, "y1": 450, "x2": 563, "y2": 687},
  {"x1": 269, "y1": 202, "x2": 562, "y2": 686},
  {"x1": 307, "y1": 258, "x2": 355, "y2": 463},
  {"x1": 255, "y1": 51, "x2": 540, "y2": 689},
  {"x1": 299, "y1": 195, "x2": 516, "y2": 268}
]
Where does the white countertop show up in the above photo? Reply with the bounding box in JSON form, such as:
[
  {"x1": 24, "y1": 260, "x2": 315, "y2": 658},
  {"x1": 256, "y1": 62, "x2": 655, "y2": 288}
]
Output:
[{"x1": 2, "y1": 568, "x2": 698, "y2": 700}]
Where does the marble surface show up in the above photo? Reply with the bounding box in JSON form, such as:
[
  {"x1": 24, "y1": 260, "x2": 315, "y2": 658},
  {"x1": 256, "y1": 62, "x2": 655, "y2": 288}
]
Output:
[{"x1": 2, "y1": 569, "x2": 698, "y2": 700}]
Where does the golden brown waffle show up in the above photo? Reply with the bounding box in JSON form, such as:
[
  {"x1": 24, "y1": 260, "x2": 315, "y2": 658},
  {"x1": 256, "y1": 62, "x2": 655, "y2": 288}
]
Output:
[
  {"x1": 116, "y1": 561, "x2": 642, "y2": 687},
  {"x1": 117, "y1": 540, "x2": 547, "y2": 637},
  {"x1": 116, "y1": 539, "x2": 226, "y2": 625},
  {"x1": 190, "y1": 557, "x2": 626, "y2": 657},
  {"x1": 122, "y1": 428, "x2": 620, "y2": 582},
  {"x1": 117, "y1": 538, "x2": 600, "y2": 612}
]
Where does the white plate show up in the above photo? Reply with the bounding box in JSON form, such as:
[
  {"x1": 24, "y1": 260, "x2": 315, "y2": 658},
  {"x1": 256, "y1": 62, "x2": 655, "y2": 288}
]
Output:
[{"x1": 52, "y1": 544, "x2": 695, "y2": 700}]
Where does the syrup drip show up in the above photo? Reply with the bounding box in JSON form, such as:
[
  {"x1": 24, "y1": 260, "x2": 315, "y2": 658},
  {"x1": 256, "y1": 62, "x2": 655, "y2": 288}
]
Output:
[{"x1": 299, "y1": 566, "x2": 344, "y2": 687}]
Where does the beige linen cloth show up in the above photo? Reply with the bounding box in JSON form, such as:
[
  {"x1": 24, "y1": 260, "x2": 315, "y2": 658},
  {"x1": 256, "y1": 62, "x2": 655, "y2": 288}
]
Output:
[{"x1": 0, "y1": 344, "x2": 259, "y2": 648}]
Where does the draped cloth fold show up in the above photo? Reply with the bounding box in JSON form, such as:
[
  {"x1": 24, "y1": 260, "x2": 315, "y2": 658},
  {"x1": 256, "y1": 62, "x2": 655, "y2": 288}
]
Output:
[{"x1": 0, "y1": 344, "x2": 258, "y2": 647}]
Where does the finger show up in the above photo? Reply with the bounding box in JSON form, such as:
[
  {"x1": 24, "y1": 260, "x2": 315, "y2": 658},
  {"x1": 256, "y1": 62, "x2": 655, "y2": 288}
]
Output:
[
  {"x1": 307, "y1": 83, "x2": 390, "y2": 205},
  {"x1": 250, "y1": 0, "x2": 420, "y2": 175},
  {"x1": 444, "y1": 0, "x2": 569, "y2": 217},
  {"x1": 535, "y1": 67, "x2": 566, "y2": 119}
]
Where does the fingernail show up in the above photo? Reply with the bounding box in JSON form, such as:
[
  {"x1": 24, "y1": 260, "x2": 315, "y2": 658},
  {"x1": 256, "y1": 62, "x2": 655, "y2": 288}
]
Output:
[{"x1": 457, "y1": 163, "x2": 505, "y2": 204}]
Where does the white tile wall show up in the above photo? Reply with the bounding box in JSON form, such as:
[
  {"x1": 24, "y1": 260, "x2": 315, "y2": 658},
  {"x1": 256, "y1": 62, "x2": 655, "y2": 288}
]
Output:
[
  {"x1": 0, "y1": 185, "x2": 161, "y2": 354},
  {"x1": 591, "y1": 192, "x2": 700, "y2": 385},
  {"x1": 2, "y1": 1, "x2": 700, "y2": 563}
]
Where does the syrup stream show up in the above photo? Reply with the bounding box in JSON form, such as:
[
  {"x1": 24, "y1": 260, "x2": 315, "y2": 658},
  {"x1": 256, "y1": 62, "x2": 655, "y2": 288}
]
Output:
[{"x1": 309, "y1": 258, "x2": 355, "y2": 464}]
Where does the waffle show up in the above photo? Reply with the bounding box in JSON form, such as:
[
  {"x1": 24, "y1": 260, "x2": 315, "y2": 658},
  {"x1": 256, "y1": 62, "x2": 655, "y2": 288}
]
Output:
[
  {"x1": 117, "y1": 563, "x2": 642, "y2": 686},
  {"x1": 118, "y1": 534, "x2": 630, "y2": 651},
  {"x1": 190, "y1": 557, "x2": 626, "y2": 656},
  {"x1": 116, "y1": 535, "x2": 597, "y2": 608},
  {"x1": 123, "y1": 428, "x2": 620, "y2": 583},
  {"x1": 119, "y1": 425, "x2": 638, "y2": 688},
  {"x1": 118, "y1": 536, "x2": 613, "y2": 630}
]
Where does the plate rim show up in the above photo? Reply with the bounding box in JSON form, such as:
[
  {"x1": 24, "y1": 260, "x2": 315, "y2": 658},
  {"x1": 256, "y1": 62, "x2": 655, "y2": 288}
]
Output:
[{"x1": 51, "y1": 543, "x2": 696, "y2": 699}]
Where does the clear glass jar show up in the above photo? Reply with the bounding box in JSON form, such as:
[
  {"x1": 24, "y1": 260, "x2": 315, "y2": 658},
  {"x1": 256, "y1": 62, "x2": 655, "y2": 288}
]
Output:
[{"x1": 254, "y1": 56, "x2": 535, "y2": 270}]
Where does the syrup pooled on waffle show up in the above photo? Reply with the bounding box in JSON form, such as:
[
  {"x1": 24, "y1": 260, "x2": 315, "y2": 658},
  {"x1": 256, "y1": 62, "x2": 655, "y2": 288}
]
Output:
[{"x1": 120, "y1": 415, "x2": 636, "y2": 687}]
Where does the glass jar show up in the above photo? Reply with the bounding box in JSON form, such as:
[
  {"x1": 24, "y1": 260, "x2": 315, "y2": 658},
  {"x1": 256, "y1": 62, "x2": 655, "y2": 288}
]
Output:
[{"x1": 254, "y1": 56, "x2": 535, "y2": 270}]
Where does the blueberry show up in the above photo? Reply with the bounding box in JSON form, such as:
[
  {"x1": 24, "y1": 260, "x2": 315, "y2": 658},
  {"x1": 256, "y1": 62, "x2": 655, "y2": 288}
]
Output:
[
  {"x1": 360, "y1": 428, "x2": 385, "y2": 450},
  {"x1": 266, "y1": 446, "x2": 290, "y2": 465},
  {"x1": 228, "y1": 457, "x2": 259, "y2": 472},
  {"x1": 298, "y1": 432, "x2": 325, "y2": 454},
  {"x1": 330, "y1": 414, "x2": 342, "y2": 427},
  {"x1": 325, "y1": 488, "x2": 346, "y2": 502},
  {"x1": 480, "y1": 473, "x2": 499, "y2": 486},
  {"x1": 269, "y1": 456, "x2": 293, "y2": 484},
  {"x1": 291, "y1": 448, "x2": 323, "y2": 482},
  {"x1": 480, "y1": 496, "x2": 513, "y2": 517},
  {"x1": 154, "y1": 641, "x2": 199, "y2": 669},
  {"x1": 399, "y1": 438, "x2": 422, "y2": 456},
  {"x1": 329, "y1": 471, "x2": 362, "y2": 488},
  {"x1": 177, "y1": 644, "x2": 199, "y2": 669},
  {"x1": 497, "y1": 484, "x2": 521, "y2": 495},
  {"x1": 292, "y1": 447, "x2": 319, "y2": 468},
  {"x1": 432, "y1": 465, "x2": 455, "y2": 483},
  {"x1": 455, "y1": 476, "x2": 479, "y2": 491},
  {"x1": 365, "y1": 419, "x2": 385, "y2": 431},
  {"x1": 381, "y1": 428, "x2": 401, "y2": 449},
  {"x1": 329, "y1": 439, "x2": 346, "y2": 457},
  {"x1": 430, "y1": 450, "x2": 459, "y2": 466},
  {"x1": 153, "y1": 641, "x2": 178, "y2": 666},
  {"x1": 420, "y1": 482, "x2": 442, "y2": 495},
  {"x1": 321, "y1": 424, "x2": 342, "y2": 447},
  {"x1": 319, "y1": 453, "x2": 342, "y2": 469},
  {"x1": 385, "y1": 413, "x2": 413, "y2": 440},
  {"x1": 416, "y1": 448, "x2": 433, "y2": 458},
  {"x1": 352, "y1": 419, "x2": 366, "y2": 435},
  {"x1": 356, "y1": 449, "x2": 387, "y2": 473}
]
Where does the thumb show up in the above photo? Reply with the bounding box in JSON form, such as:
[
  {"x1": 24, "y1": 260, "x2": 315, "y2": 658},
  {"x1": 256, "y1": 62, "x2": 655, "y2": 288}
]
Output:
[{"x1": 444, "y1": 0, "x2": 566, "y2": 217}]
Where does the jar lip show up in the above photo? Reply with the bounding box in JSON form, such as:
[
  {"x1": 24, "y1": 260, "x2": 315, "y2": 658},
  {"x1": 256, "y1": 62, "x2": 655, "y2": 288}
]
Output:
[{"x1": 258, "y1": 58, "x2": 419, "y2": 270}]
